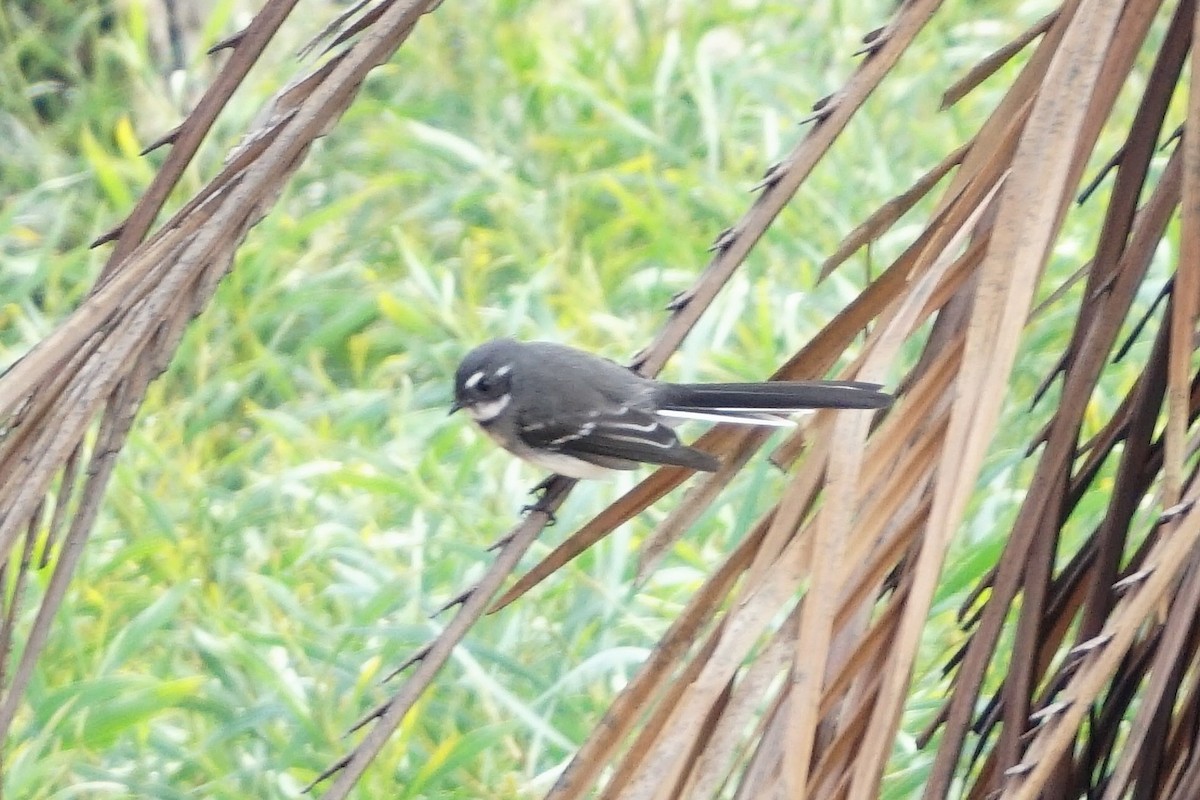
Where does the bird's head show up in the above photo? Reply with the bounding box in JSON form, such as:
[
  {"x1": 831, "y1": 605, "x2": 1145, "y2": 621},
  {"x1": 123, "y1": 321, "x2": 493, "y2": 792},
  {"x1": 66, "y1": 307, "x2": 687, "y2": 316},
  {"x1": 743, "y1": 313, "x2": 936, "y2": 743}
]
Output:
[{"x1": 451, "y1": 338, "x2": 518, "y2": 423}]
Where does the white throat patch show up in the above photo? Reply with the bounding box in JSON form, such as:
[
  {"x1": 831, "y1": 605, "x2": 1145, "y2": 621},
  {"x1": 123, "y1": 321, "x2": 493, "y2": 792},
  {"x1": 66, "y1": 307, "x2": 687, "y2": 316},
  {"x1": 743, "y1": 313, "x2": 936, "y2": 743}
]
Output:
[{"x1": 467, "y1": 393, "x2": 512, "y2": 422}]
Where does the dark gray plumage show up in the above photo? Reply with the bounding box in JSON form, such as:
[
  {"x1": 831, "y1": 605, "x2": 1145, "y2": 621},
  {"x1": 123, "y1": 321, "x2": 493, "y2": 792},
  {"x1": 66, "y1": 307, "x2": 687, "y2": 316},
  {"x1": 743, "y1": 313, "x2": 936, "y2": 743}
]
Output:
[{"x1": 451, "y1": 338, "x2": 890, "y2": 479}]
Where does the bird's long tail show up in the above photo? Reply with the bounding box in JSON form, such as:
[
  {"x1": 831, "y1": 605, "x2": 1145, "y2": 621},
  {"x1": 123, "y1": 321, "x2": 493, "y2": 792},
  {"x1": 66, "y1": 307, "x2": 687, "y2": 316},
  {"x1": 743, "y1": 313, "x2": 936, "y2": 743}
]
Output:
[{"x1": 654, "y1": 381, "x2": 891, "y2": 426}]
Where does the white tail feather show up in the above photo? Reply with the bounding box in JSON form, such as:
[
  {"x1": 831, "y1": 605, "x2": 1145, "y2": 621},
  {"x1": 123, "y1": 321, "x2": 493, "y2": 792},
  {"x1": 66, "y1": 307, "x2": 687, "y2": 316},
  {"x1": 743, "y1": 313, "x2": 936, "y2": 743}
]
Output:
[{"x1": 655, "y1": 409, "x2": 798, "y2": 427}]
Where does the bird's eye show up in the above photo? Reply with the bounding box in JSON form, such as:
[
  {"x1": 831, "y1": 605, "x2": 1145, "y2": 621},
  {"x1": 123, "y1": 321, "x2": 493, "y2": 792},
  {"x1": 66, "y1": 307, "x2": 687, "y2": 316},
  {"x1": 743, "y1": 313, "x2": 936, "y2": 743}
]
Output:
[{"x1": 475, "y1": 377, "x2": 491, "y2": 393}]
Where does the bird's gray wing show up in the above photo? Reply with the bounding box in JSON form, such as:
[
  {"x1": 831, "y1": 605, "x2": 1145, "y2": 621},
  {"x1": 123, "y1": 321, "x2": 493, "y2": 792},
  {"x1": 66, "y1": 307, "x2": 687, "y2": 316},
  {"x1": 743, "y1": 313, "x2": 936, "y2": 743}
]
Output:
[{"x1": 517, "y1": 407, "x2": 719, "y2": 472}]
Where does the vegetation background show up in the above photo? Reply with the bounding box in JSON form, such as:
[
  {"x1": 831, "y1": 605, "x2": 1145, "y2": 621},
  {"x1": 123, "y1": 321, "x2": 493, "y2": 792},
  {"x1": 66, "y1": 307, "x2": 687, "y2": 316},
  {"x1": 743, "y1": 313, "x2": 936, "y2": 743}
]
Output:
[{"x1": 3, "y1": 0, "x2": 1159, "y2": 797}]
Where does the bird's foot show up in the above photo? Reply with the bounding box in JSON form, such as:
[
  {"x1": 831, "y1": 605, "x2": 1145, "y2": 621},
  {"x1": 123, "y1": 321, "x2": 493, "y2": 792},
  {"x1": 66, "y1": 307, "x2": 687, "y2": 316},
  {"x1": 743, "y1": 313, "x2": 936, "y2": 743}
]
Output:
[{"x1": 521, "y1": 475, "x2": 558, "y2": 525}]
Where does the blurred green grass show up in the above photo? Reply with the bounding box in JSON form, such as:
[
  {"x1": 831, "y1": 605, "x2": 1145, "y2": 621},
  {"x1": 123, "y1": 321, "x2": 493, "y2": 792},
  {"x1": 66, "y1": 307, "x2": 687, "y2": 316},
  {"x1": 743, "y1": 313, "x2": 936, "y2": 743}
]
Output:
[{"x1": 1, "y1": 0, "x2": 1158, "y2": 797}]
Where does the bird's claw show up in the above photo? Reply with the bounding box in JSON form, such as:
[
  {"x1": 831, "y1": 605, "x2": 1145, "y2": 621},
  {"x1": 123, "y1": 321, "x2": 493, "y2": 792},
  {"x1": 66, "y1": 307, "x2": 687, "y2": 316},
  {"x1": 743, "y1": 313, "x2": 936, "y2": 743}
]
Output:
[
  {"x1": 521, "y1": 500, "x2": 557, "y2": 526},
  {"x1": 522, "y1": 476, "x2": 558, "y2": 524},
  {"x1": 529, "y1": 474, "x2": 557, "y2": 496}
]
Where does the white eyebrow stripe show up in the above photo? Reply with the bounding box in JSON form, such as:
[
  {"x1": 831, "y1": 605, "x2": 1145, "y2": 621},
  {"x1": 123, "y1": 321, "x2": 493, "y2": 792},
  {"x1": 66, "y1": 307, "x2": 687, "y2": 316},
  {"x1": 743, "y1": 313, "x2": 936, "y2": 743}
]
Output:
[
  {"x1": 465, "y1": 371, "x2": 485, "y2": 389},
  {"x1": 495, "y1": 364, "x2": 513, "y2": 377}
]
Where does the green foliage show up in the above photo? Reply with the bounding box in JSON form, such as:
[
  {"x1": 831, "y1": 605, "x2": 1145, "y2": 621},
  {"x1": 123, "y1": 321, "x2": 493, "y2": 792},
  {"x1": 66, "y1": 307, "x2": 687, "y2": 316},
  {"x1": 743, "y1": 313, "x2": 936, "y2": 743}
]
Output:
[{"x1": 0, "y1": 0, "x2": 1116, "y2": 797}]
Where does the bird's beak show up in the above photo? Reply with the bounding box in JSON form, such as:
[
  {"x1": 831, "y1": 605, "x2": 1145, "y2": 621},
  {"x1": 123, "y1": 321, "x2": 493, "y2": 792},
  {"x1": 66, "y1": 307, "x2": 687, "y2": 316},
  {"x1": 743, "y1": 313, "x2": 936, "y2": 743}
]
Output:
[{"x1": 449, "y1": 400, "x2": 463, "y2": 415}]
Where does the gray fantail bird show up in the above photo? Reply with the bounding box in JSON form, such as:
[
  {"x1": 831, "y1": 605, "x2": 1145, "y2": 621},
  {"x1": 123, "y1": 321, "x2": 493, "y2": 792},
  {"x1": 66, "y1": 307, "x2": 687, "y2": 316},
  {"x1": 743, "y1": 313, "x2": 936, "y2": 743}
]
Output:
[{"x1": 451, "y1": 338, "x2": 891, "y2": 480}]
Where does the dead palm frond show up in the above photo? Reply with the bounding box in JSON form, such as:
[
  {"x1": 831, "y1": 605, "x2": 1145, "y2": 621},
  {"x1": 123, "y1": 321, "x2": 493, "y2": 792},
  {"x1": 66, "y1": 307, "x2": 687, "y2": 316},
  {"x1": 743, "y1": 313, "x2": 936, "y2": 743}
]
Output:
[
  {"x1": 5, "y1": 1, "x2": 1200, "y2": 799},
  {"x1": 0, "y1": 0, "x2": 441, "y2": 754}
]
